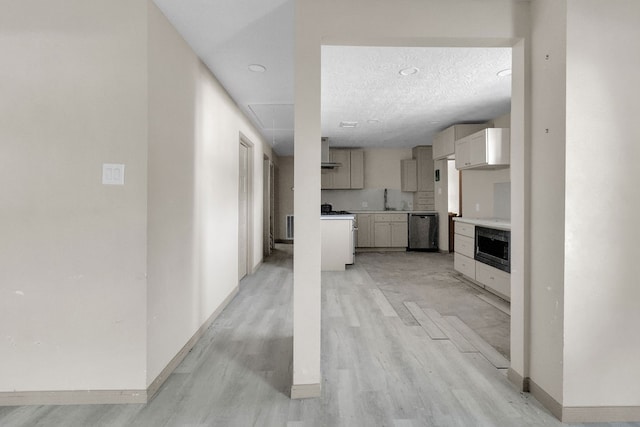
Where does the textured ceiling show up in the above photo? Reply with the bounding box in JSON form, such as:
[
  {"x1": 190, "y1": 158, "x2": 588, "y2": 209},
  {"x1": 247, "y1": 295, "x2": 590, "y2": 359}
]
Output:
[
  {"x1": 153, "y1": 1, "x2": 511, "y2": 156},
  {"x1": 322, "y1": 46, "x2": 512, "y2": 151}
]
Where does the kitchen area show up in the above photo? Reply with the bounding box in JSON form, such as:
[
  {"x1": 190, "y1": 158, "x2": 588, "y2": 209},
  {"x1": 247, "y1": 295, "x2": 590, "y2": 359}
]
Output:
[
  {"x1": 318, "y1": 118, "x2": 511, "y2": 291},
  {"x1": 274, "y1": 45, "x2": 514, "y2": 360},
  {"x1": 276, "y1": 113, "x2": 513, "y2": 359},
  {"x1": 319, "y1": 138, "x2": 440, "y2": 272}
]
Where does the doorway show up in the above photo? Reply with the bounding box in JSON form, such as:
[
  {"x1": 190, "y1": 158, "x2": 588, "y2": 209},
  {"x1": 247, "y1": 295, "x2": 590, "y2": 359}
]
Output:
[
  {"x1": 263, "y1": 156, "x2": 275, "y2": 257},
  {"x1": 239, "y1": 140, "x2": 251, "y2": 279},
  {"x1": 319, "y1": 43, "x2": 519, "y2": 369}
]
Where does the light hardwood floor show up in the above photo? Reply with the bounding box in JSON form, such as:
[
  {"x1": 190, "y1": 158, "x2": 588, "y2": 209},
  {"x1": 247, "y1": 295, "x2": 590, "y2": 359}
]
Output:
[{"x1": 1, "y1": 246, "x2": 638, "y2": 427}]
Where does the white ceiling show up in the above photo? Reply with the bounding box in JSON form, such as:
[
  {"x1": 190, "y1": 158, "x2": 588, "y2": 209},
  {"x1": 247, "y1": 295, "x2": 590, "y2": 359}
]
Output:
[
  {"x1": 153, "y1": 0, "x2": 511, "y2": 157},
  {"x1": 322, "y1": 46, "x2": 512, "y2": 152}
]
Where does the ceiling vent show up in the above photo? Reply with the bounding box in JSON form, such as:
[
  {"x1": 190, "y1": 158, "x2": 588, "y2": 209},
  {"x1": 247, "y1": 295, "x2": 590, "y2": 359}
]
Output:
[{"x1": 339, "y1": 121, "x2": 358, "y2": 128}]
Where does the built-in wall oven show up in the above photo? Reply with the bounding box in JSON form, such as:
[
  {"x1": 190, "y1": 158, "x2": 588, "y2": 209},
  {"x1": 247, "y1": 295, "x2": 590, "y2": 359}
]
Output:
[{"x1": 475, "y1": 226, "x2": 510, "y2": 273}]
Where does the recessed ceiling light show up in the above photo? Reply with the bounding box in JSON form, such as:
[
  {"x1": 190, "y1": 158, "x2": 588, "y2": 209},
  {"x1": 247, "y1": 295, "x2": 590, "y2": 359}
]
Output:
[
  {"x1": 367, "y1": 119, "x2": 380, "y2": 124},
  {"x1": 339, "y1": 121, "x2": 358, "y2": 128},
  {"x1": 248, "y1": 64, "x2": 267, "y2": 73},
  {"x1": 399, "y1": 67, "x2": 419, "y2": 76},
  {"x1": 497, "y1": 68, "x2": 512, "y2": 77}
]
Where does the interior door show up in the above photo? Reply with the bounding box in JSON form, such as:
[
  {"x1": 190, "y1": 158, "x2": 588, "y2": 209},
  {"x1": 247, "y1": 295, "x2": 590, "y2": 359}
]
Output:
[
  {"x1": 239, "y1": 143, "x2": 249, "y2": 279},
  {"x1": 269, "y1": 160, "x2": 275, "y2": 251},
  {"x1": 263, "y1": 157, "x2": 272, "y2": 257}
]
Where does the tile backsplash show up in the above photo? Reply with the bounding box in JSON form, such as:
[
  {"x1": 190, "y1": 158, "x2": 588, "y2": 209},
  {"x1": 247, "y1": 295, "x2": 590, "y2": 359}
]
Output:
[{"x1": 321, "y1": 189, "x2": 414, "y2": 211}]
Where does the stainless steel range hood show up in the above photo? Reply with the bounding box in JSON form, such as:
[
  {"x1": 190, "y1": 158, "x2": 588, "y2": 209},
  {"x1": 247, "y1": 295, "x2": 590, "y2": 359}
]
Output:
[{"x1": 321, "y1": 137, "x2": 341, "y2": 169}]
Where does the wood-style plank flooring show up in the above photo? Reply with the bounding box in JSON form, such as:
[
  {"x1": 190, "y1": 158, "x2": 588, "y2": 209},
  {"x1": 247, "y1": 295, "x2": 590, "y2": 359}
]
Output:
[{"x1": 1, "y1": 245, "x2": 638, "y2": 427}]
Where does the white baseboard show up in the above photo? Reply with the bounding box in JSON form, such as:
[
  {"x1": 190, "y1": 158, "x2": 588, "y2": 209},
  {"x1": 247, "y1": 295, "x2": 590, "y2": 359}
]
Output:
[
  {"x1": 290, "y1": 383, "x2": 321, "y2": 399},
  {"x1": 510, "y1": 375, "x2": 640, "y2": 423},
  {"x1": 0, "y1": 285, "x2": 240, "y2": 407},
  {"x1": 507, "y1": 368, "x2": 529, "y2": 392},
  {"x1": 528, "y1": 379, "x2": 563, "y2": 421},
  {"x1": 562, "y1": 405, "x2": 640, "y2": 423},
  {"x1": 147, "y1": 285, "x2": 239, "y2": 399},
  {"x1": 251, "y1": 261, "x2": 263, "y2": 275},
  {"x1": 0, "y1": 389, "x2": 146, "y2": 406}
]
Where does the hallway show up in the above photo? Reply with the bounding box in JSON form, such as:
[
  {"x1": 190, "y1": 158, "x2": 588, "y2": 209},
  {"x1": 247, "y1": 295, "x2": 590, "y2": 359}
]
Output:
[{"x1": 1, "y1": 246, "x2": 636, "y2": 426}]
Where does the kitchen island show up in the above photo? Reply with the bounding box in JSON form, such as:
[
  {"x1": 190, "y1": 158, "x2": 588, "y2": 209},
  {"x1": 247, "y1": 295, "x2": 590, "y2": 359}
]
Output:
[{"x1": 321, "y1": 214, "x2": 355, "y2": 271}]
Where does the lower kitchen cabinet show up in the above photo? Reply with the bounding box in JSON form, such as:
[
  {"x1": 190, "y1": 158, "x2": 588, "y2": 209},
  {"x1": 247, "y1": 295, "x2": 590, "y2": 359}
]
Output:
[
  {"x1": 356, "y1": 214, "x2": 373, "y2": 247},
  {"x1": 321, "y1": 218, "x2": 354, "y2": 271},
  {"x1": 454, "y1": 222, "x2": 476, "y2": 280},
  {"x1": 356, "y1": 212, "x2": 408, "y2": 248},
  {"x1": 390, "y1": 222, "x2": 408, "y2": 247},
  {"x1": 373, "y1": 213, "x2": 407, "y2": 248},
  {"x1": 454, "y1": 219, "x2": 510, "y2": 301},
  {"x1": 373, "y1": 222, "x2": 392, "y2": 247},
  {"x1": 476, "y1": 262, "x2": 510, "y2": 299},
  {"x1": 454, "y1": 253, "x2": 476, "y2": 278},
  {"x1": 454, "y1": 234, "x2": 474, "y2": 258}
]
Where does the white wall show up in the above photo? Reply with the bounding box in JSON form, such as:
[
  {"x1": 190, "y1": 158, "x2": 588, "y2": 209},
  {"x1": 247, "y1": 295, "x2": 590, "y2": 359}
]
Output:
[
  {"x1": 0, "y1": 0, "x2": 272, "y2": 396},
  {"x1": 461, "y1": 168, "x2": 510, "y2": 218},
  {"x1": 294, "y1": 0, "x2": 322, "y2": 390},
  {"x1": 147, "y1": 2, "x2": 271, "y2": 385},
  {"x1": 563, "y1": 0, "x2": 640, "y2": 407},
  {"x1": 0, "y1": 0, "x2": 148, "y2": 391},
  {"x1": 460, "y1": 114, "x2": 511, "y2": 220},
  {"x1": 276, "y1": 156, "x2": 294, "y2": 240},
  {"x1": 528, "y1": 0, "x2": 567, "y2": 403},
  {"x1": 446, "y1": 160, "x2": 459, "y2": 215},
  {"x1": 492, "y1": 113, "x2": 511, "y2": 129},
  {"x1": 434, "y1": 159, "x2": 450, "y2": 250},
  {"x1": 295, "y1": 0, "x2": 529, "y2": 392}
]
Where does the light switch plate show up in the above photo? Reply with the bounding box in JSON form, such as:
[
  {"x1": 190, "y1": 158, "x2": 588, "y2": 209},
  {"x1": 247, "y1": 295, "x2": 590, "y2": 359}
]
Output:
[{"x1": 102, "y1": 163, "x2": 125, "y2": 185}]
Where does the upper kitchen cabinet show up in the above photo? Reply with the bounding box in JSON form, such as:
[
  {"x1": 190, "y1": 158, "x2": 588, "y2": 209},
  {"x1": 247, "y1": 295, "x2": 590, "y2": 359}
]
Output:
[
  {"x1": 321, "y1": 148, "x2": 364, "y2": 189},
  {"x1": 455, "y1": 128, "x2": 510, "y2": 170},
  {"x1": 412, "y1": 146, "x2": 435, "y2": 210},
  {"x1": 432, "y1": 123, "x2": 488, "y2": 160},
  {"x1": 412, "y1": 146, "x2": 434, "y2": 192},
  {"x1": 400, "y1": 159, "x2": 417, "y2": 192},
  {"x1": 349, "y1": 150, "x2": 364, "y2": 189}
]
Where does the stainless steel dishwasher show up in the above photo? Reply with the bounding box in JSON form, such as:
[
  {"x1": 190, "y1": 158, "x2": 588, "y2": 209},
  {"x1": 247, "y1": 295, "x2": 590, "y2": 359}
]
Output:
[{"x1": 408, "y1": 213, "x2": 438, "y2": 251}]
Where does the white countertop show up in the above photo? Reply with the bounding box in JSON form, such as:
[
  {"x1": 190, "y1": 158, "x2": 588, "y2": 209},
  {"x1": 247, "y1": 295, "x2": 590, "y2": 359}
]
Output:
[
  {"x1": 349, "y1": 210, "x2": 438, "y2": 214},
  {"x1": 320, "y1": 214, "x2": 355, "y2": 220},
  {"x1": 453, "y1": 217, "x2": 511, "y2": 230}
]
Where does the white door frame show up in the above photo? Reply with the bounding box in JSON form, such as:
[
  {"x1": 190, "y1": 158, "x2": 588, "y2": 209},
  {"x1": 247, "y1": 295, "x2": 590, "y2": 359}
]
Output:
[
  {"x1": 263, "y1": 155, "x2": 273, "y2": 257},
  {"x1": 239, "y1": 136, "x2": 254, "y2": 280}
]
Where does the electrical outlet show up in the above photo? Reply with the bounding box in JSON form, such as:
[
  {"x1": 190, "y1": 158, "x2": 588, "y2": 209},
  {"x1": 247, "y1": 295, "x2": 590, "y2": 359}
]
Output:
[
  {"x1": 475, "y1": 203, "x2": 480, "y2": 212},
  {"x1": 362, "y1": 201, "x2": 368, "y2": 208}
]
